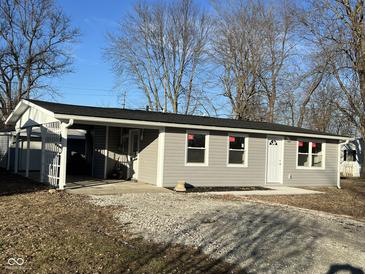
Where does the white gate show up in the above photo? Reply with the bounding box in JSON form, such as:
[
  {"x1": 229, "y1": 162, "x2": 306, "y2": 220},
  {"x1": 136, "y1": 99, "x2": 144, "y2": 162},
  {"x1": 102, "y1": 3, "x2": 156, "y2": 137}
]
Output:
[{"x1": 42, "y1": 122, "x2": 62, "y2": 188}]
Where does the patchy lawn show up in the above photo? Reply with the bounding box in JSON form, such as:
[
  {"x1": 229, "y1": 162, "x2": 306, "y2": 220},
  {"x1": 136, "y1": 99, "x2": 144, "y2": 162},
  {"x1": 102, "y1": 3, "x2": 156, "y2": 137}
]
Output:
[
  {"x1": 0, "y1": 170, "x2": 241, "y2": 273},
  {"x1": 223, "y1": 179, "x2": 365, "y2": 221}
]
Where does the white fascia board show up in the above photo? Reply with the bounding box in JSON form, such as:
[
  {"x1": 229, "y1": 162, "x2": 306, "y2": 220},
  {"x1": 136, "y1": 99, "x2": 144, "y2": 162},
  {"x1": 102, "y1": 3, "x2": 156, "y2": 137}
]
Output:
[
  {"x1": 5, "y1": 101, "x2": 27, "y2": 124},
  {"x1": 5, "y1": 99, "x2": 55, "y2": 125},
  {"x1": 54, "y1": 113, "x2": 350, "y2": 141}
]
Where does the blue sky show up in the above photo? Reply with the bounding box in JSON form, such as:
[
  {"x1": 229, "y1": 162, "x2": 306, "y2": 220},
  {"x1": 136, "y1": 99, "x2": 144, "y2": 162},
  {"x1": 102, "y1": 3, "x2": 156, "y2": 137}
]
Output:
[
  {"x1": 46, "y1": 0, "x2": 212, "y2": 110},
  {"x1": 47, "y1": 0, "x2": 139, "y2": 108}
]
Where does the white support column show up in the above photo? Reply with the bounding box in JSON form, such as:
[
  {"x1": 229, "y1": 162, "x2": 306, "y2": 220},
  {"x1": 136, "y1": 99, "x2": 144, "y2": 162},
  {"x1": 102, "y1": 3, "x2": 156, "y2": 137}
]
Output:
[
  {"x1": 40, "y1": 127, "x2": 46, "y2": 183},
  {"x1": 14, "y1": 131, "x2": 20, "y2": 174},
  {"x1": 156, "y1": 128, "x2": 165, "y2": 187},
  {"x1": 59, "y1": 124, "x2": 68, "y2": 190},
  {"x1": 103, "y1": 126, "x2": 109, "y2": 179},
  {"x1": 337, "y1": 141, "x2": 343, "y2": 189},
  {"x1": 25, "y1": 127, "x2": 31, "y2": 177}
]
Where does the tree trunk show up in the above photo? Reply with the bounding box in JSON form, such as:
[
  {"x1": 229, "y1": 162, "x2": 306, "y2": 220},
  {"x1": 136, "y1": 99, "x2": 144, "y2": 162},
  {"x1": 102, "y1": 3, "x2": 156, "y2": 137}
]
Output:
[{"x1": 359, "y1": 125, "x2": 365, "y2": 178}]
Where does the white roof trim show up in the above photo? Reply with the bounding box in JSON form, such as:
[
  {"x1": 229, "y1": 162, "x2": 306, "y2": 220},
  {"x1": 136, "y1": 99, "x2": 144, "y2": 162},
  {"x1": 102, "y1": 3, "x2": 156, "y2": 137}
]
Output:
[
  {"x1": 5, "y1": 99, "x2": 55, "y2": 125},
  {"x1": 54, "y1": 113, "x2": 349, "y2": 140}
]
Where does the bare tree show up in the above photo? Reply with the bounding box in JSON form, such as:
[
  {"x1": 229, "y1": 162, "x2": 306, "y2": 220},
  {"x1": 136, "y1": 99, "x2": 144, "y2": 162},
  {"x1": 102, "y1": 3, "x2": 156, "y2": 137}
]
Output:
[
  {"x1": 295, "y1": 57, "x2": 329, "y2": 128},
  {"x1": 0, "y1": 0, "x2": 79, "y2": 126},
  {"x1": 106, "y1": 0, "x2": 210, "y2": 114},
  {"x1": 258, "y1": 2, "x2": 296, "y2": 123},
  {"x1": 300, "y1": 0, "x2": 365, "y2": 173},
  {"x1": 305, "y1": 84, "x2": 353, "y2": 135},
  {"x1": 211, "y1": 0, "x2": 298, "y2": 122},
  {"x1": 211, "y1": 0, "x2": 266, "y2": 120}
]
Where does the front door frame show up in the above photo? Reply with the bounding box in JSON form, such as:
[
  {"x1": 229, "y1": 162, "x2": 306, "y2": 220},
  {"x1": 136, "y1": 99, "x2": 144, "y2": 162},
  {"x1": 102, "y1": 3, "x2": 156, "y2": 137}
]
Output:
[
  {"x1": 265, "y1": 135, "x2": 284, "y2": 185},
  {"x1": 128, "y1": 129, "x2": 140, "y2": 180}
]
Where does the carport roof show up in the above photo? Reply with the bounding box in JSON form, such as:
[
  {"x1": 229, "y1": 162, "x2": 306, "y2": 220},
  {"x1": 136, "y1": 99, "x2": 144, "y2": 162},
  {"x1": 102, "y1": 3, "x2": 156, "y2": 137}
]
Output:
[{"x1": 23, "y1": 99, "x2": 348, "y2": 139}]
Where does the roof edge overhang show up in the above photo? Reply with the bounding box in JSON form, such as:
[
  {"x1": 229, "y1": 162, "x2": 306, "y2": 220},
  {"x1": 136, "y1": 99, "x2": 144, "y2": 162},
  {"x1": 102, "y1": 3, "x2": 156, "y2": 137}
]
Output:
[
  {"x1": 54, "y1": 113, "x2": 350, "y2": 141},
  {"x1": 5, "y1": 99, "x2": 55, "y2": 126}
]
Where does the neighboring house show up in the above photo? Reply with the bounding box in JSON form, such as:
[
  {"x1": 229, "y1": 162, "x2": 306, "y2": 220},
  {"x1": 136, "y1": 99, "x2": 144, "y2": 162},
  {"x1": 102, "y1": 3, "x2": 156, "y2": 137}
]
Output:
[
  {"x1": 3, "y1": 99, "x2": 349, "y2": 189},
  {"x1": 340, "y1": 138, "x2": 364, "y2": 177}
]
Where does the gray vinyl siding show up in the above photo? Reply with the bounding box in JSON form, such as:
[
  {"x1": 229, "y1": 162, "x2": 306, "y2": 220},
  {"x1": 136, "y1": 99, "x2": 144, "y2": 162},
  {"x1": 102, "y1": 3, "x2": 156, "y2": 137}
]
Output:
[
  {"x1": 162, "y1": 128, "x2": 339, "y2": 187},
  {"x1": 283, "y1": 138, "x2": 338, "y2": 186},
  {"x1": 138, "y1": 129, "x2": 159, "y2": 185},
  {"x1": 162, "y1": 128, "x2": 266, "y2": 187},
  {"x1": 92, "y1": 126, "x2": 106, "y2": 178}
]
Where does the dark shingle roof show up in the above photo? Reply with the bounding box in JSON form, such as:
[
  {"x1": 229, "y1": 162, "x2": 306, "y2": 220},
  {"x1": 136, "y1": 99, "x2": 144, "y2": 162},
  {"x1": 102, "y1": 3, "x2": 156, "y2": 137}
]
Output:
[{"x1": 28, "y1": 99, "x2": 345, "y2": 138}]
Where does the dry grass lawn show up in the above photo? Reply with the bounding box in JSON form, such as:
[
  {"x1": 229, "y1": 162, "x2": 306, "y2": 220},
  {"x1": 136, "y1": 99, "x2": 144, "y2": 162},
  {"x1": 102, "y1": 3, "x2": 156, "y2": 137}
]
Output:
[
  {"x1": 0, "y1": 170, "x2": 241, "y2": 273},
  {"x1": 232, "y1": 179, "x2": 365, "y2": 221}
]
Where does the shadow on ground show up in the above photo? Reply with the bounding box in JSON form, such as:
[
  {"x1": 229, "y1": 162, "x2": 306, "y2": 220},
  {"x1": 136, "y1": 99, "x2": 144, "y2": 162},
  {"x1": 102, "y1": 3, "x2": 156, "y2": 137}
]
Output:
[
  {"x1": 107, "y1": 198, "x2": 324, "y2": 273},
  {"x1": 0, "y1": 169, "x2": 48, "y2": 196},
  {"x1": 327, "y1": 264, "x2": 364, "y2": 274}
]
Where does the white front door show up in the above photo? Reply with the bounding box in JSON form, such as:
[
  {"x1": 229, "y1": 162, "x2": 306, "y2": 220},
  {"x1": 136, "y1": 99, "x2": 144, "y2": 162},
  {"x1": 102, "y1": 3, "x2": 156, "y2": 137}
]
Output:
[
  {"x1": 266, "y1": 136, "x2": 283, "y2": 184},
  {"x1": 128, "y1": 129, "x2": 140, "y2": 180}
]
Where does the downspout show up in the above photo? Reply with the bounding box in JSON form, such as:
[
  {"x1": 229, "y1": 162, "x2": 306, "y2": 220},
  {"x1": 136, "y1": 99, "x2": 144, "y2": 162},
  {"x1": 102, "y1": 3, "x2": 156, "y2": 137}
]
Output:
[
  {"x1": 64, "y1": 119, "x2": 74, "y2": 129},
  {"x1": 337, "y1": 139, "x2": 350, "y2": 189}
]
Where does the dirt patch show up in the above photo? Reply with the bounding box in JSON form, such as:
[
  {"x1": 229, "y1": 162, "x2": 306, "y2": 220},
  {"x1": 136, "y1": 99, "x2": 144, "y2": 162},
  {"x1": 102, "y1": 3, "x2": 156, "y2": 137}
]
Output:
[
  {"x1": 219, "y1": 180, "x2": 365, "y2": 221},
  {"x1": 0, "y1": 172, "x2": 241, "y2": 273}
]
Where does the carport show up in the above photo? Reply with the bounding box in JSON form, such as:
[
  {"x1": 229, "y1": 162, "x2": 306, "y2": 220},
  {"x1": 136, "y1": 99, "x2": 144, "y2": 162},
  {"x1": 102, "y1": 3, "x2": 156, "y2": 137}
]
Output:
[{"x1": 5, "y1": 99, "x2": 164, "y2": 190}]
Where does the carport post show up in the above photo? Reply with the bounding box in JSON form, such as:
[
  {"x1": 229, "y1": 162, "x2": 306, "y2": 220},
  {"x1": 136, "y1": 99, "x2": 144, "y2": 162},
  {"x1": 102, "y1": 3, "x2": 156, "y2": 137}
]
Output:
[
  {"x1": 25, "y1": 127, "x2": 31, "y2": 177},
  {"x1": 40, "y1": 127, "x2": 46, "y2": 183},
  {"x1": 14, "y1": 131, "x2": 20, "y2": 174},
  {"x1": 59, "y1": 120, "x2": 73, "y2": 189}
]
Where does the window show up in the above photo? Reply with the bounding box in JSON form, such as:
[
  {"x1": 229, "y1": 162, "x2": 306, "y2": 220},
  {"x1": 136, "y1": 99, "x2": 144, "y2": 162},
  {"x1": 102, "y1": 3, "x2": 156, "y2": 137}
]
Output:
[
  {"x1": 344, "y1": 150, "x2": 356, "y2": 162},
  {"x1": 297, "y1": 140, "x2": 324, "y2": 168},
  {"x1": 186, "y1": 132, "x2": 207, "y2": 164},
  {"x1": 228, "y1": 135, "x2": 247, "y2": 166}
]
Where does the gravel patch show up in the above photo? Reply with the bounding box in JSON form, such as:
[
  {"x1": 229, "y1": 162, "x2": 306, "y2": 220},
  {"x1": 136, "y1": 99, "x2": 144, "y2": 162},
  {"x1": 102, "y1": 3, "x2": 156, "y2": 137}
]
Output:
[{"x1": 91, "y1": 193, "x2": 365, "y2": 274}]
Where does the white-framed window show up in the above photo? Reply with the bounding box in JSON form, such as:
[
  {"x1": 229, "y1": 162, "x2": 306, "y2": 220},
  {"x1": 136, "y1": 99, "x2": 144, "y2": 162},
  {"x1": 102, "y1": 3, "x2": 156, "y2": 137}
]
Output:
[
  {"x1": 227, "y1": 134, "x2": 248, "y2": 167},
  {"x1": 297, "y1": 140, "x2": 325, "y2": 169},
  {"x1": 185, "y1": 131, "x2": 209, "y2": 166}
]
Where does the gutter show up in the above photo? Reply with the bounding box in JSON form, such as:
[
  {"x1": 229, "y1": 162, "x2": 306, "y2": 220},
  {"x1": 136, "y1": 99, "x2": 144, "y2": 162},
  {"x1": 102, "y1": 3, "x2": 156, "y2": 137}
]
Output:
[{"x1": 54, "y1": 113, "x2": 350, "y2": 141}]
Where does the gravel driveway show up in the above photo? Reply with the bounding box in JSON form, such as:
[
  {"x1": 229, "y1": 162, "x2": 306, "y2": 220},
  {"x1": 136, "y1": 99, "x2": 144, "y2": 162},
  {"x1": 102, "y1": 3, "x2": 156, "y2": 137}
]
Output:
[{"x1": 91, "y1": 193, "x2": 365, "y2": 274}]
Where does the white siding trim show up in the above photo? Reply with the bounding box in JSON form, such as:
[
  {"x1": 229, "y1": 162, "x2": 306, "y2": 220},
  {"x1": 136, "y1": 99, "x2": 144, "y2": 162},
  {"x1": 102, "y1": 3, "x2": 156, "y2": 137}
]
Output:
[
  {"x1": 156, "y1": 128, "x2": 165, "y2": 187},
  {"x1": 337, "y1": 142, "x2": 341, "y2": 189},
  {"x1": 103, "y1": 126, "x2": 109, "y2": 179}
]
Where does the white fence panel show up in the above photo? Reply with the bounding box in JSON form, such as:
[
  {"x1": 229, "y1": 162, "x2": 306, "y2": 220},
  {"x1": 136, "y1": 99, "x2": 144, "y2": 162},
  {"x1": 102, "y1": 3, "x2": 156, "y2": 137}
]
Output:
[{"x1": 42, "y1": 122, "x2": 62, "y2": 188}]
